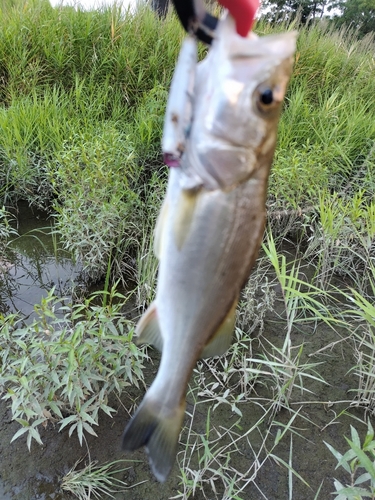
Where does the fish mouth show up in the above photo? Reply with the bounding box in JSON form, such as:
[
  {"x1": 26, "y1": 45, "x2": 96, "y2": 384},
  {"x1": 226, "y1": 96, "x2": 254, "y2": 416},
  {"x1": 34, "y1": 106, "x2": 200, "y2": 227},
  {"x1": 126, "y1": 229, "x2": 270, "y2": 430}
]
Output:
[{"x1": 164, "y1": 152, "x2": 181, "y2": 168}]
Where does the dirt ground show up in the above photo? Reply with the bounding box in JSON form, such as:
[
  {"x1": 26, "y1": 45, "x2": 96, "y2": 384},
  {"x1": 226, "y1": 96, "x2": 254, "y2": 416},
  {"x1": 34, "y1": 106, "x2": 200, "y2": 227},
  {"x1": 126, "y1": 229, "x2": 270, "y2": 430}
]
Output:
[
  {"x1": 0, "y1": 305, "x2": 365, "y2": 500},
  {"x1": 1, "y1": 205, "x2": 370, "y2": 499}
]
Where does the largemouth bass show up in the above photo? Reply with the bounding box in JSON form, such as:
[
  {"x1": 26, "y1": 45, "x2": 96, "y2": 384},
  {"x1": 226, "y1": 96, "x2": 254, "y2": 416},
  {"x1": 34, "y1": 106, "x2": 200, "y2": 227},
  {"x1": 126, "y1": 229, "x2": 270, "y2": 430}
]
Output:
[{"x1": 122, "y1": 13, "x2": 296, "y2": 482}]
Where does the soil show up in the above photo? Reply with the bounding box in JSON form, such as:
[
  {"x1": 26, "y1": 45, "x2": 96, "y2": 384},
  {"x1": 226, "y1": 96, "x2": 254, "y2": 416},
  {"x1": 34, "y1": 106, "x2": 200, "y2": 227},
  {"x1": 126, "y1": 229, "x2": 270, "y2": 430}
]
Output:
[
  {"x1": 0, "y1": 207, "x2": 370, "y2": 500},
  {"x1": 0, "y1": 298, "x2": 365, "y2": 500}
]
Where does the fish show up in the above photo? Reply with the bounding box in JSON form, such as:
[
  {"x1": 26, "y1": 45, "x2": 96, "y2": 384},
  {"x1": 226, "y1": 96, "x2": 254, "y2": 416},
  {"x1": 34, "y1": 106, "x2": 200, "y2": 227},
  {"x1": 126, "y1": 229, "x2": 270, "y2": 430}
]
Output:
[{"x1": 122, "y1": 13, "x2": 297, "y2": 482}]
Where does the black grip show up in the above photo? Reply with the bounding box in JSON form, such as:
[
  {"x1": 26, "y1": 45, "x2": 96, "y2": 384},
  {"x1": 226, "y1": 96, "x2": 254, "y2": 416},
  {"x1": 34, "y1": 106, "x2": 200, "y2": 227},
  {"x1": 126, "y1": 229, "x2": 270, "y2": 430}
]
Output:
[{"x1": 171, "y1": 0, "x2": 218, "y2": 44}]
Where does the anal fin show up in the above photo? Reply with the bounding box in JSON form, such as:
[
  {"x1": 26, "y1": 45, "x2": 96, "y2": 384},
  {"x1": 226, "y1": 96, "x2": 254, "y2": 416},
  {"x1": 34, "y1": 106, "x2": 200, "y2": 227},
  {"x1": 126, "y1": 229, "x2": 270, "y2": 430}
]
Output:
[
  {"x1": 135, "y1": 301, "x2": 163, "y2": 352},
  {"x1": 200, "y1": 298, "x2": 238, "y2": 359}
]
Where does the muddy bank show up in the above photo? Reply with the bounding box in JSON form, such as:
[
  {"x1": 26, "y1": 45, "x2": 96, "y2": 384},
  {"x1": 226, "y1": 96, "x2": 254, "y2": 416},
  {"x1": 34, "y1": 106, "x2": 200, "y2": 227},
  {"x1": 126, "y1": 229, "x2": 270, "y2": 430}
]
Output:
[
  {"x1": 0, "y1": 205, "x2": 369, "y2": 499},
  {"x1": 0, "y1": 303, "x2": 364, "y2": 500}
]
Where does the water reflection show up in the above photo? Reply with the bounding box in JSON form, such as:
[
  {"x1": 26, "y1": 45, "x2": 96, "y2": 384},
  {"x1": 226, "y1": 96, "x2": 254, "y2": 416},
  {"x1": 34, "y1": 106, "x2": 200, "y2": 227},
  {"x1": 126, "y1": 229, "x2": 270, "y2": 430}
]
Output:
[{"x1": 0, "y1": 202, "x2": 81, "y2": 320}]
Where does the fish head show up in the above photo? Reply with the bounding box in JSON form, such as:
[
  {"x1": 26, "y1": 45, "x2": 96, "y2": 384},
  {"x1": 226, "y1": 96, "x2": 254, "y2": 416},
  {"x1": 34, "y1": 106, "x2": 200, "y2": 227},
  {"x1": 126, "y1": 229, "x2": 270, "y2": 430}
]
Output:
[{"x1": 187, "y1": 14, "x2": 297, "y2": 190}]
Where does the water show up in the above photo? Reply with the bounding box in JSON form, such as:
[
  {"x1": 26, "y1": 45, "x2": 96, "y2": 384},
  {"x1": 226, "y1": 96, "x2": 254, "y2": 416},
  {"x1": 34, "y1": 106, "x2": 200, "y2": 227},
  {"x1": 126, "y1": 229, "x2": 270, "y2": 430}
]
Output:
[{"x1": 1, "y1": 202, "x2": 81, "y2": 319}]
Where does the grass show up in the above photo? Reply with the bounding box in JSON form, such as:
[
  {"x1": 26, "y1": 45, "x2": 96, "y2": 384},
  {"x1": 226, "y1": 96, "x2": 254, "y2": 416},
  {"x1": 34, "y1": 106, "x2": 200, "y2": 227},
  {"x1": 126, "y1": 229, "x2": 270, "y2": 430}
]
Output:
[
  {"x1": 0, "y1": 3, "x2": 373, "y2": 289},
  {"x1": 61, "y1": 457, "x2": 146, "y2": 499},
  {"x1": 0, "y1": 206, "x2": 17, "y2": 257},
  {"x1": 0, "y1": 0, "x2": 180, "y2": 278},
  {"x1": 0, "y1": 2, "x2": 375, "y2": 499},
  {"x1": 1, "y1": 235, "x2": 375, "y2": 497}
]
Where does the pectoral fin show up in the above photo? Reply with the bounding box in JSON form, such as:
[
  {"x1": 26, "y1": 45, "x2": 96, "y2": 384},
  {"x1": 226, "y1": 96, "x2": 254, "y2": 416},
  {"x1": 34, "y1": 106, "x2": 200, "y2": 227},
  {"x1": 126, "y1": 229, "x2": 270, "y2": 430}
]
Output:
[
  {"x1": 135, "y1": 301, "x2": 163, "y2": 352},
  {"x1": 154, "y1": 200, "x2": 169, "y2": 260},
  {"x1": 200, "y1": 298, "x2": 238, "y2": 358},
  {"x1": 173, "y1": 188, "x2": 199, "y2": 250}
]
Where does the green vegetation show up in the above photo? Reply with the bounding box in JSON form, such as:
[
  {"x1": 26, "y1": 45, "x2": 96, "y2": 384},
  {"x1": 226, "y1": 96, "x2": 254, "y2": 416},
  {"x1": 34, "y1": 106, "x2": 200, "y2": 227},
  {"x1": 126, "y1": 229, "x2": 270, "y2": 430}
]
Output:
[
  {"x1": 61, "y1": 458, "x2": 140, "y2": 499},
  {"x1": 261, "y1": 0, "x2": 375, "y2": 37},
  {"x1": 0, "y1": 0, "x2": 178, "y2": 279},
  {"x1": 325, "y1": 420, "x2": 375, "y2": 499},
  {"x1": 0, "y1": 207, "x2": 17, "y2": 259},
  {"x1": 333, "y1": 0, "x2": 375, "y2": 37},
  {"x1": 0, "y1": 1, "x2": 373, "y2": 290},
  {"x1": 0, "y1": 287, "x2": 146, "y2": 448},
  {"x1": 0, "y1": 2, "x2": 375, "y2": 498}
]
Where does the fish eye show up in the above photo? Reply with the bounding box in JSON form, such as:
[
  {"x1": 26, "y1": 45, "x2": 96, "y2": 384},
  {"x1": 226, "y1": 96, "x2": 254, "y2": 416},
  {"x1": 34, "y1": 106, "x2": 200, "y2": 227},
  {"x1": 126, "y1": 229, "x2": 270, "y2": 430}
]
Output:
[
  {"x1": 260, "y1": 88, "x2": 273, "y2": 105},
  {"x1": 255, "y1": 85, "x2": 281, "y2": 115}
]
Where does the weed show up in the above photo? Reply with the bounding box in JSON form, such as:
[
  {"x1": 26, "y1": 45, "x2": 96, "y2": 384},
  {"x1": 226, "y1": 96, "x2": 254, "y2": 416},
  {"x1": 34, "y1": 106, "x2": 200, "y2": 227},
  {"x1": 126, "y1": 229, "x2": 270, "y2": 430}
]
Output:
[
  {"x1": 341, "y1": 270, "x2": 375, "y2": 415},
  {"x1": 0, "y1": 5, "x2": 374, "y2": 288},
  {"x1": 303, "y1": 190, "x2": 375, "y2": 292},
  {"x1": 237, "y1": 264, "x2": 276, "y2": 337},
  {"x1": 1, "y1": 4, "x2": 375, "y2": 497},
  {"x1": 61, "y1": 457, "x2": 146, "y2": 500},
  {"x1": 0, "y1": 206, "x2": 17, "y2": 255},
  {"x1": 263, "y1": 229, "x2": 339, "y2": 334},
  {"x1": 325, "y1": 420, "x2": 375, "y2": 499},
  {"x1": 134, "y1": 170, "x2": 166, "y2": 310},
  {"x1": 176, "y1": 391, "x2": 310, "y2": 500},
  {"x1": 0, "y1": 287, "x2": 147, "y2": 448}
]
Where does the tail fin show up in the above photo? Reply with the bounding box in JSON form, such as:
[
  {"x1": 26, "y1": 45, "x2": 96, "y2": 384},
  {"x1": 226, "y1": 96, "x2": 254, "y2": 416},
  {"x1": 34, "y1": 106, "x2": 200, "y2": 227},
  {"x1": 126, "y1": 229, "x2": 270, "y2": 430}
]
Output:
[{"x1": 122, "y1": 397, "x2": 185, "y2": 482}]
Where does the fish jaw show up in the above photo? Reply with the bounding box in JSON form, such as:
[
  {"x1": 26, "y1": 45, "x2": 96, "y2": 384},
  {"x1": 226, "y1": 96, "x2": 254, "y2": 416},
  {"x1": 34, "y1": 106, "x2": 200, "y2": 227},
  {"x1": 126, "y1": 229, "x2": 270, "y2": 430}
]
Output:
[{"x1": 184, "y1": 15, "x2": 297, "y2": 190}]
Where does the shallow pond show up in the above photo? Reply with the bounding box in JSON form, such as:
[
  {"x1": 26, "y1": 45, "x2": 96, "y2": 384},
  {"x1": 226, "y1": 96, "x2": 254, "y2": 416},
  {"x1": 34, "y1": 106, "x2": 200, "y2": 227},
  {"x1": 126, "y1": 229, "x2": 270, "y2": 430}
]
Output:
[
  {"x1": 1, "y1": 202, "x2": 81, "y2": 319},
  {"x1": 0, "y1": 205, "x2": 370, "y2": 500}
]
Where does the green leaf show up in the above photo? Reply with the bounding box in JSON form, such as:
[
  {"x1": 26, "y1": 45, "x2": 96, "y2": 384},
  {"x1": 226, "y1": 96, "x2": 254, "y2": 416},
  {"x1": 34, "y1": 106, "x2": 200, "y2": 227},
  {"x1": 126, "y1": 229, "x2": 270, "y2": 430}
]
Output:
[
  {"x1": 59, "y1": 414, "x2": 78, "y2": 431},
  {"x1": 79, "y1": 411, "x2": 98, "y2": 427},
  {"x1": 48, "y1": 401, "x2": 63, "y2": 419},
  {"x1": 347, "y1": 439, "x2": 375, "y2": 482},
  {"x1": 68, "y1": 349, "x2": 76, "y2": 368},
  {"x1": 333, "y1": 484, "x2": 374, "y2": 498},
  {"x1": 354, "y1": 472, "x2": 372, "y2": 485},
  {"x1": 99, "y1": 403, "x2": 116, "y2": 417},
  {"x1": 14, "y1": 418, "x2": 30, "y2": 427},
  {"x1": 29, "y1": 426, "x2": 43, "y2": 445},
  {"x1": 77, "y1": 420, "x2": 83, "y2": 445},
  {"x1": 364, "y1": 421, "x2": 375, "y2": 449},
  {"x1": 79, "y1": 372, "x2": 93, "y2": 392},
  {"x1": 10, "y1": 426, "x2": 30, "y2": 443},
  {"x1": 82, "y1": 421, "x2": 98, "y2": 437},
  {"x1": 68, "y1": 422, "x2": 78, "y2": 437},
  {"x1": 324, "y1": 441, "x2": 351, "y2": 474},
  {"x1": 350, "y1": 425, "x2": 361, "y2": 449},
  {"x1": 107, "y1": 322, "x2": 119, "y2": 336},
  {"x1": 50, "y1": 371, "x2": 61, "y2": 386}
]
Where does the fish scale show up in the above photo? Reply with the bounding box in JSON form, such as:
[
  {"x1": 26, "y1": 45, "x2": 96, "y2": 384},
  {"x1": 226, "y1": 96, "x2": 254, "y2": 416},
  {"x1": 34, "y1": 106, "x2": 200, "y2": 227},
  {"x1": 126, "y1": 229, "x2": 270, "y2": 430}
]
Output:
[{"x1": 122, "y1": 12, "x2": 297, "y2": 483}]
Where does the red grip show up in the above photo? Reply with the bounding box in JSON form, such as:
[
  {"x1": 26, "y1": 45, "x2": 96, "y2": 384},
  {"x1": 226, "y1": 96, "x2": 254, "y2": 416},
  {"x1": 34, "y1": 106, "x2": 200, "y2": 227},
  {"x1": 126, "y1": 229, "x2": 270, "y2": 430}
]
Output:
[{"x1": 217, "y1": 0, "x2": 260, "y2": 37}]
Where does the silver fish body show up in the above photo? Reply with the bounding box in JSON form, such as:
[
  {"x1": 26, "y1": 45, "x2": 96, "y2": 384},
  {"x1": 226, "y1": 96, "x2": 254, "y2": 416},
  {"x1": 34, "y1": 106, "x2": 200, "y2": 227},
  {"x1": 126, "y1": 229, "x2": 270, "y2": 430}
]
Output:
[{"x1": 122, "y1": 14, "x2": 297, "y2": 482}]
